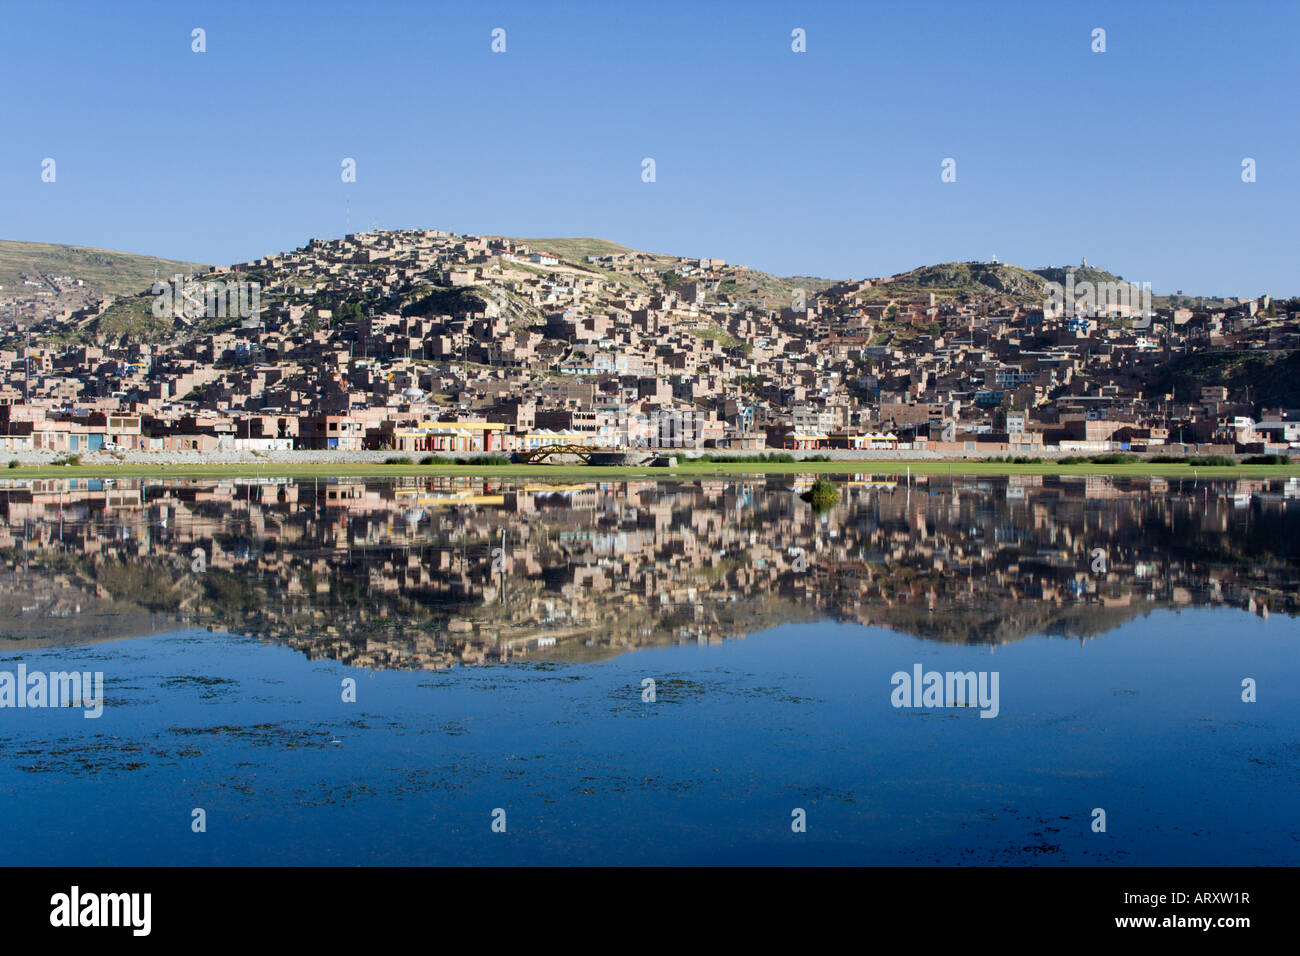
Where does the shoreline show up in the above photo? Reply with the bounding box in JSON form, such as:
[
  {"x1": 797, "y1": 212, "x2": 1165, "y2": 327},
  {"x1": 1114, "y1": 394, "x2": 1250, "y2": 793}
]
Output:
[{"x1": 3, "y1": 457, "x2": 1298, "y2": 481}]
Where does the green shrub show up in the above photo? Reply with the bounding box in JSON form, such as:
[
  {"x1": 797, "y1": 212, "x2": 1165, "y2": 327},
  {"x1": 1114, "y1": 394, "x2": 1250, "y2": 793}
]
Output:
[
  {"x1": 1189, "y1": 455, "x2": 1237, "y2": 466},
  {"x1": 1242, "y1": 454, "x2": 1289, "y2": 465},
  {"x1": 414, "y1": 454, "x2": 511, "y2": 465},
  {"x1": 696, "y1": 452, "x2": 797, "y2": 463},
  {"x1": 801, "y1": 477, "x2": 841, "y2": 511},
  {"x1": 383, "y1": 456, "x2": 414, "y2": 465},
  {"x1": 6, "y1": 460, "x2": 19, "y2": 469}
]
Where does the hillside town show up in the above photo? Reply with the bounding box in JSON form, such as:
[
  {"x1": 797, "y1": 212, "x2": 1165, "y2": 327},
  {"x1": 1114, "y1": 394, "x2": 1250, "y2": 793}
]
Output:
[
  {"x1": 1, "y1": 228, "x2": 1298, "y2": 459},
  {"x1": 0, "y1": 272, "x2": 98, "y2": 328}
]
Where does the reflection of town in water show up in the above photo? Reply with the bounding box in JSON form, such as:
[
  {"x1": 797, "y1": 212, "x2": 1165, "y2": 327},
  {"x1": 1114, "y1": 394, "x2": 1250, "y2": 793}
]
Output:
[{"x1": 2, "y1": 474, "x2": 1297, "y2": 668}]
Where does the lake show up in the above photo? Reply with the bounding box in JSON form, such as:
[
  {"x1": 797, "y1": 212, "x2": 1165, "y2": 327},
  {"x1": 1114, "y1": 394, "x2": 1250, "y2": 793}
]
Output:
[{"x1": 1, "y1": 473, "x2": 1296, "y2": 865}]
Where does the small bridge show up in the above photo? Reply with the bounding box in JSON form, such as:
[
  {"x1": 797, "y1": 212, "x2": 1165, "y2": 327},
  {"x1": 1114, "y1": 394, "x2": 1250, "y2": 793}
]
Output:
[{"x1": 516, "y1": 443, "x2": 595, "y2": 464}]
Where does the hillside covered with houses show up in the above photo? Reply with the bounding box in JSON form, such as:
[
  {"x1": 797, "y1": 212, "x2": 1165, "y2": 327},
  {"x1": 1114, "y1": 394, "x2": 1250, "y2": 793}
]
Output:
[{"x1": 1, "y1": 227, "x2": 1298, "y2": 459}]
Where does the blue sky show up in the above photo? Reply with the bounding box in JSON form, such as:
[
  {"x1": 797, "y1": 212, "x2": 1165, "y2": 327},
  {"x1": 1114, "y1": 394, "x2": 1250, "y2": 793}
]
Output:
[{"x1": 2, "y1": 0, "x2": 1296, "y2": 294}]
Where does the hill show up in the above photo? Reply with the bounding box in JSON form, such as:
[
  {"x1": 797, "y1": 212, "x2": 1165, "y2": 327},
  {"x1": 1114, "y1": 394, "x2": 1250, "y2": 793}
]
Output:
[
  {"x1": 1034, "y1": 264, "x2": 1132, "y2": 289},
  {"x1": 506, "y1": 236, "x2": 839, "y2": 308},
  {"x1": 0, "y1": 239, "x2": 209, "y2": 299},
  {"x1": 501, "y1": 236, "x2": 637, "y2": 262},
  {"x1": 0, "y1": 234, "x2": 1144, "y2": 324},
  {"x1": 862, "y1": 261, "x2": 1051, "y2": 304},
  {"x1": 1153, "y1": 349, "x2": 1300, "y2": 407}
]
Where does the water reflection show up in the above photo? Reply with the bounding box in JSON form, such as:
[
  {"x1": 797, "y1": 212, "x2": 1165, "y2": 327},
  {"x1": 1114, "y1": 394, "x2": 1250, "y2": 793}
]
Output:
[{"x1": 2, "y1": 474, "x2": 1297, "y2": 667}]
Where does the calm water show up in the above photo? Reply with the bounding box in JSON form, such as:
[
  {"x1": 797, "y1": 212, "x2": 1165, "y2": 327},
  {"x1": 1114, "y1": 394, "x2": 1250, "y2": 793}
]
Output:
[{"x1": 1, "y1": 474, "x2": 1297, "y2": 865}]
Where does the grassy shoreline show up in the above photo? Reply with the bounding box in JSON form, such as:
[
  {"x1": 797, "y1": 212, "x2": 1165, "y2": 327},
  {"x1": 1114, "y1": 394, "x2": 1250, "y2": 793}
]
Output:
[{"x1": 4, "y1": 460, "x2": 1299, "y2": 481}]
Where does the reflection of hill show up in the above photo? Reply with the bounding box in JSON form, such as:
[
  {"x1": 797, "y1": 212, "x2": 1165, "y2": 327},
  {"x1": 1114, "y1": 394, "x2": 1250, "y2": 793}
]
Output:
[
  {"x1": 835, "y1": 599, "x2": 1148, "y2": 646},
  {"x1": 0, "y1": 475, "x2": 1296, "y2": 668},
  {"x1": 0, "y1": 557, "x2": 178, "y2": 649}
]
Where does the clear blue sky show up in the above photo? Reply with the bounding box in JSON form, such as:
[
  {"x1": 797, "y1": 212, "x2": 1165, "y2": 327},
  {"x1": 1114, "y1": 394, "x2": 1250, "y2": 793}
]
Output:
[{"x1": 2, "y1": 0, "x2": 1296, "y2": 295}]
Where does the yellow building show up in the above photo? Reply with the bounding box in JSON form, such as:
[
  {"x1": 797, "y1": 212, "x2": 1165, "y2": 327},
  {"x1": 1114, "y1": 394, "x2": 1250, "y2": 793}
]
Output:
[{"x1": 385, "y1": 420, "x2": 507, "y2": 452}]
